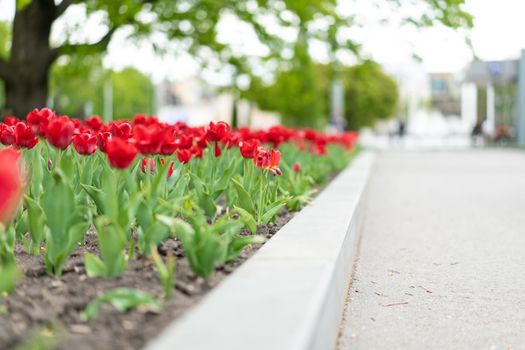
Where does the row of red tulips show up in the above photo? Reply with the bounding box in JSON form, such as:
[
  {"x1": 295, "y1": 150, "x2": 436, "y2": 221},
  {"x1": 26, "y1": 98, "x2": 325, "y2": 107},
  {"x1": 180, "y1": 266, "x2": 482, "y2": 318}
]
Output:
[
  {"x1": 0, "y1": 108, "x2": 356, "y2": 168},
  {"x1": 0, "y1": 107, "x2": 357, "y2": 319}
]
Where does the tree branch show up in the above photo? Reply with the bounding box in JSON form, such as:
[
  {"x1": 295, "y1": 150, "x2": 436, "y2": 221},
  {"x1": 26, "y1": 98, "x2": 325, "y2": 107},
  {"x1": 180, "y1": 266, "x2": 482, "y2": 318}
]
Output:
[
  {"x1": 54, "y1": 0, "x2": 75, "y2": 19},
  {"x1": 0, "y1": 57, "x2": 12, "y2": 82},
  {"x1": 52, "y1": 26, "x2": 118, "y2": 59}
]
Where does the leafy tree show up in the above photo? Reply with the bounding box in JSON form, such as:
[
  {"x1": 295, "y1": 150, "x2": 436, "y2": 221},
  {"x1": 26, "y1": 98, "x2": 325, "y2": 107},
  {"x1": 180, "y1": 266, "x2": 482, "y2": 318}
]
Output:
[
  {"x1": 342, "y1": 61, "x2": 399, "y2": 130},
  {"x1": 50, "y1": 56, "x2": 154, "y2": 120},
  {"x1": 111, "y1": 67, "x2": 155, "y2": 120},
  {"x1": 245, "y1": 61, "x2": 398, "y2": 130},
  {"x1": 244, "y1": 40, "x2": 327, "y2": 128},
  {"x1": 50, "y1": 55, "x2": 105, "y2": 118},
  {"x1": 0, "y1": 0, "x2": 472, "y2": 119}
]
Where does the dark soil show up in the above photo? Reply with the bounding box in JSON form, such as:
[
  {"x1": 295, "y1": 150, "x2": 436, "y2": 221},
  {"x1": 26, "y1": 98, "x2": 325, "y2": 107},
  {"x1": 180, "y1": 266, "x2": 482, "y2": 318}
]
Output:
[{"x1": 0, "y1": 209, "x2": 295, "y2": 350}]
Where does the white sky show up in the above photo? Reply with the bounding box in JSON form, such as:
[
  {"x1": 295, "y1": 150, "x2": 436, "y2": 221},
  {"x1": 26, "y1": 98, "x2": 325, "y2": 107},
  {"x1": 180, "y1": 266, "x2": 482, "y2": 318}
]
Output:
[{"x1": 1, "y1": 0, "x2": 525, "y2": 82}]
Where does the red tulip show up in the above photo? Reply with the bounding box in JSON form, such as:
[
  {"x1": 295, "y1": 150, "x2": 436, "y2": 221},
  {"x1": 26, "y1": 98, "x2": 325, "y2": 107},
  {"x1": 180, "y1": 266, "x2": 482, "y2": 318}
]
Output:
[
  {"x1": 239, "y1": 139, "x2": 260, "y2": 159},
  {"x1": 191, "y1": 145, "x2": 203, "y2": 158},
  {"x1": 45, "y1": 116, "x2": 75, "y2": 150},
  {"x1": 176, "y1": 149, "x2": 192, "y2": 164},
  {"x1": 214, "y1": 142, "x2": 222, "y2": 157},
  {"x1": 174, "y1": 134, "x2": 193, "y2": 150},
  {"x1": 133, "y1": 124, "x2": 166, "y2": 154},
  {"x1": 292, "y1": 162, "x2": 301, "y2": 173},
  {"x1": 141, "y1": 157, "x2": 156, "y2": 173},
  {"x1": 85, "y1": 116, "x2": 104, "y2": 131},
  {"x1": 206, "y1": 121, "x2": 230, "y2": 142},
  {"x1": 159, "y1": 132, "x2": 178, "y2": 155},
  {"x1": 105, "y1": 137, "x2": 138, "y2": 169},
  {"x1": 73, "y1": 132, "x2": 98, "y2": 155},
  {"x1": 4, "y1": 116, "x2": 19, "y2": 126},
  {"x1": 0, "y1": 124, "x2": 15, "y2": 145},
  {"x1": 254, "y1": 148, "x2": 282, "y2": 176},
  {"x1": 160, "y1": 158, "x2": 175, "y2": 178},
  {"x1": 14, "y1": 122, "x2": 38, "y2": 149},
  {"x1": 26, "y1": 108, "x2": 55, "y2": 136},
  {"x1": 109, "y1": 121, "x2": 133, "y2": 139},
  {"x1": 96, "y1": 131, "x2": 112, "y2": 152},
  {"x1": 0, "y1": 148, "x2": 25, "y2": 226}
]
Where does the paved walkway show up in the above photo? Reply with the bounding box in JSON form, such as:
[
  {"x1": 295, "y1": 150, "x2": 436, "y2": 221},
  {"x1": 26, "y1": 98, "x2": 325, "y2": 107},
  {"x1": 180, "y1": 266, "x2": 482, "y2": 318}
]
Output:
[{"x1": 339, "y1": 150, "x2": 525, "y2": 350}]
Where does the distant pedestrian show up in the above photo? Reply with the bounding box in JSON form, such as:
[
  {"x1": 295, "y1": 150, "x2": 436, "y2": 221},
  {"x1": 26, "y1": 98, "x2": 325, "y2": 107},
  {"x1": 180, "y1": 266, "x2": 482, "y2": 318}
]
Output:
[
  {"x1": 471, "y1": 121, "x2": 483, "y2": 147},
  {"x1": 397, "y1": 119, "x2": 406, "y2": 138}
]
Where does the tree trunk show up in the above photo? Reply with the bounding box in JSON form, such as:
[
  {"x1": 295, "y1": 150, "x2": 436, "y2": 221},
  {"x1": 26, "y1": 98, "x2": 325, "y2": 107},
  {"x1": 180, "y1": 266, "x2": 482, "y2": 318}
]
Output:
[{"x1": 3, "y1": 0, "x2": 56, "y2": 118}]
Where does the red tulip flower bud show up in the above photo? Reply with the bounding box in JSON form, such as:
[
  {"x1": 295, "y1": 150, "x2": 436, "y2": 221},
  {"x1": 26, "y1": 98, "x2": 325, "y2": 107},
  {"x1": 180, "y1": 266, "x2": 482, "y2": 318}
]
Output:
[
  {"x1": 0, "y1": 124, "x2": 16, "y2": 146},
  {"x1": 292, "y1": 162, "x2": 301, "y2": 173},
  {"x1": 0, "y1": 148, "x2": 25, "y2": 227},
  {"x1": 176, "y1": 149, "x2": 192, "y2": 164},
  {"x1": 109, "y1": 121, "x2": 133, "y2": 139},
  {"x1": 4, "y1": 116, "x2": 19, "y2": 126},
  {"x1": 160, "y1": 158, "x2": 175, "y2": 178},
  {"x1": 141, "y1": 158, "x2": 156, "y2": 173},
  {"x1": 45, "y1": 116, "x2": 75, "y2": 150},
  {"x1": 191, "y1": 145, "x2": 203, "y2": 158},
  {"x1": 14, "y1": 122, "x2": 38, "y2": 149},
  {"x1": 73, "y1": 132, "x2": 98, "y2": 155},
  {"x1": 26, "y1": 107, "x2": 55, "y2": 136},
  {"x1": 105, "y1": 137, "x2": 138, "y2": 169},
  {"x1": 96, "y1": 131, "x2": 112, "y2": 152},
  {"x1": 206, "y1": 121, "x2": 230, "y2": 142},
  {"x1": 85, "y1": 116, "x2": 104, "y2": 131},
  {"x1": 239, "y1": 139, "x2": 260, "y2": 159}
]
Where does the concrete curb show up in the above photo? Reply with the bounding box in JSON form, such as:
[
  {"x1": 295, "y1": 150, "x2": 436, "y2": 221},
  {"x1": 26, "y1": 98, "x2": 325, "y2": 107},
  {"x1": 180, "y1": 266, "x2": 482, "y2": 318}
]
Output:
[{"x1": 144, "y1": 151, "x2": 375, "y2": 350}]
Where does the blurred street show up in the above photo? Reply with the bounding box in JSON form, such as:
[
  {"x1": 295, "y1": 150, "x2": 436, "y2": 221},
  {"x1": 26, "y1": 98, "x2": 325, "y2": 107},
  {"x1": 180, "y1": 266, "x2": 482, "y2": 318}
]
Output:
[{"x1": 340, "y1": 150, "x2": 525, "y2": 349}]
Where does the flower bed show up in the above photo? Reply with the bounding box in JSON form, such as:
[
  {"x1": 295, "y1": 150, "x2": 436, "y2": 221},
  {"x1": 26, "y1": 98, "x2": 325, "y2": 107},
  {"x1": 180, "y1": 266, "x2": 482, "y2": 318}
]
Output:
[{"x1": 0, "y1": 109, "x2": 357, "y2": 349}]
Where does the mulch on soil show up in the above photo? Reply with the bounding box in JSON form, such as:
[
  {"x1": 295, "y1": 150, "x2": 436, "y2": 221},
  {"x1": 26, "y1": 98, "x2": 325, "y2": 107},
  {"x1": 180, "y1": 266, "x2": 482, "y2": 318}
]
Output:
[{"x1": 0, "y1": 209, "x2": 294, "y2": 350}]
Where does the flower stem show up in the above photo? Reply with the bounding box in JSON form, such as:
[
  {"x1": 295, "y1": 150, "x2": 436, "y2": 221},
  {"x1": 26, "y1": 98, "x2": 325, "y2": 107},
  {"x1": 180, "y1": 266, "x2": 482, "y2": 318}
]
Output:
[{"x1": 257, "y1": 171, "x2": 265, "y2": 225}]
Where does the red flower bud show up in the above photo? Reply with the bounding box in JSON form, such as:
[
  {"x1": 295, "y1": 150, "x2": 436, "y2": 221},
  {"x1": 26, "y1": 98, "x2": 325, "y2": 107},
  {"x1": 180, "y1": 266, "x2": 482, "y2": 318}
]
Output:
[
  {"x1": 141, "y1": 157, "x2": 156, "y2": 173},
  {"x1": 292, "y1": 162, "x2": 301, "y2": 173},
  {"x1": 160, "y1": 158, "x2": 175, "y2": 178},
  {"x1": 176, "y1": 149, "x2": 192, "y2": 164},
  {"x1": 45, "y1": 116, "x2": 75, "y2": 150},
  {"x1": 85, "y1": 116, "x2": 104, "y2": 131},
  {"x1": 214, "y1": 142, "x2": 222, "y2": 157},
  {"x1": 4, "y1": 116, "x2": 19, "y2": 126},
  {"x1": 0, "y1": 124, "x2": 15, "y2": 146},
  {"x1": 109, "y1": 121, "x2": 133, "y2": 139},
  {"x1": 191, "y1": 145, "x2": 203, "y2": 158},
  {"x1": 14, "y1": 122, "x2": 38, "y2": 149},
  {"x1": 73, "y1": 132, "x2": 98, "y2": 155},
  {"x1": 105, "y1": 137, "x2": 138, "y2": 169},
  {"x1": 0, "y1": 148, "x2": 25, "y2": 226},
  {"x1": 133, "y1": 124, "x2": 166, "y2": 154},
  {"x1": 239, "y1": 139, "x2": 260, "y2": 159},
  {"x1": 97, "y1": 131, "x2": 112, "y2": 152},
  {"x1": 206, "y1": 121, "x2": 230, "y2": 142},
  {"x1": 26, "y1": 108, "x2": 55, "y2": 136}
]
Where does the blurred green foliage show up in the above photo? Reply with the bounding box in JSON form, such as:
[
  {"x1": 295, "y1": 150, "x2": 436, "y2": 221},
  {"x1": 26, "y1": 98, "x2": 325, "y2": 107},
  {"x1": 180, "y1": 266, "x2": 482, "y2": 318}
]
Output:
[
  {"x1": 50, "y1": 56, "x2": 154, "y2": 120},
  {"x1": 243, "y1": 38, "x2": 327, "y2": 128},
  {"x1": 342, "y1": 61, "x2": 399, "y2": 130},
  {"x1": 245, "y1": 60, "x2": 398, "y2": 130},
  {"x1": 1, "y1": 0, "x2": 471, "y2": 121}
]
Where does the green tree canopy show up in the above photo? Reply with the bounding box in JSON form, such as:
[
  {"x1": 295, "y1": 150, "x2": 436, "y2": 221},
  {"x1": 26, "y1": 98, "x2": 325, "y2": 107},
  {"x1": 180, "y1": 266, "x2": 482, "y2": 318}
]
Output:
[
  {"x1": 0, "y1": 0, "x2": 472, "y2": 118},
  {"x1": 50, "y1": 55, "x2": 154, "y2": 120},
  {"x1": 244, "y1": 60, "x2": 398, "y2": 130},
  {"x1": 342, "y1": 61, "x2": 399, "y2": 130}
]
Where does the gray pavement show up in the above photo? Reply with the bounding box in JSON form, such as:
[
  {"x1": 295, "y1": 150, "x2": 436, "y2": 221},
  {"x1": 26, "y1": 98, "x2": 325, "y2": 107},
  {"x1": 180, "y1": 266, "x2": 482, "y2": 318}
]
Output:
[{"x1": 339, "y1": 150, "x2": 525, "y2": 350}]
